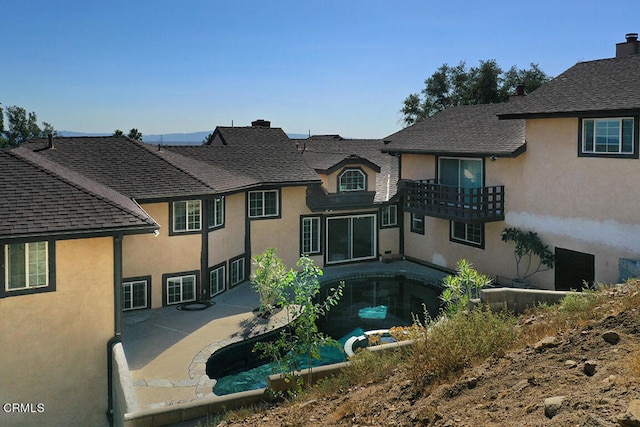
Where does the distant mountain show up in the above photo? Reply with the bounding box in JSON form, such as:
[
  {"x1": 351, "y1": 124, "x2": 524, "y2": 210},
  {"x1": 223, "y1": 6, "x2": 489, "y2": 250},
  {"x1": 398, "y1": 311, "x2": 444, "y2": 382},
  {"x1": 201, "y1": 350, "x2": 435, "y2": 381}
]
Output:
[{"x1": 58, "y1": 130, "x2": 309, "y2": 145}]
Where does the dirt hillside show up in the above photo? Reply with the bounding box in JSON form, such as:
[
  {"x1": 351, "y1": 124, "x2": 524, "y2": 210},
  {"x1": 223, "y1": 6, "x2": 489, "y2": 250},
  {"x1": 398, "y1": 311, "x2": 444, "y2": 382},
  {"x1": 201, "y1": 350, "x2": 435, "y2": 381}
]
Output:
[{"x1": 219, "y1": 282, "x2": 640, "y2": 427}]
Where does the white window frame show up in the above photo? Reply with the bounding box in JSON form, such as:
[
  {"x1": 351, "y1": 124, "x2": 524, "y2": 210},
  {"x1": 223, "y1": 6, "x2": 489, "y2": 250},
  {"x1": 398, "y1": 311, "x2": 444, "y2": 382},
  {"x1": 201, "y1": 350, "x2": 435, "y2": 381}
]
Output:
[
  {"x1": 173, "y1": 200, "x2": 201, "y2": 232},
  {"x1": 208, "y1": 197, "x2": 224, "y2": 229},
  {"x1": 230, "y1": 257, "x2": 246, "y2": 286},
  {"x1": 451, "y1": 222, "x2": 483, "y2": 247},
  {"x1": 301, "y1": 216, "x2": 321, "y2": 254},
  {"x1": 582, "y1": 117, "x2": 635, "y2": 155},
  {"x1": 411, "y1": 213, "x2": 424, "y2": 234},
  {"x1": 4, "y1": 242, "x2": 49, "y2": 291},
  {"x1": 209, "y1": 265, "x2": 226, "y2": 297},
  {"x1": 248, "y1": 190, "x2": 279, "y2": 218},
  {"x1": 381, "y1": 205, "x2": 398, "y2": 227},
  {"x1": 166, "y1": 274, "x2": 196, "y2": 305},
  {"x1": 122, "y1": 280, "x2": 148, "y2": 310},
  {"x1": 338, "y1": 169, "x2": 366, "y2": 192}
]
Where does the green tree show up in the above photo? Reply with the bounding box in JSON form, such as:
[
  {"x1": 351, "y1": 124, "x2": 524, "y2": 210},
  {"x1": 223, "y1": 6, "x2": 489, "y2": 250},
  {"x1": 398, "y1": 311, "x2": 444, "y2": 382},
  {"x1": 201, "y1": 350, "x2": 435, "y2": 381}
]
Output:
[
  {"x1": 253, "y1": 252, "x2": 343, "y2": 395},
  {"x1": 441, "y1": 259, "x2": 492, "y2": 315},
  {"x1": 0, "y1": 104, "x2": 57, "y2": 147},
  {"x1": 127, "y1": 128, "x2": 142, "y2": 141},
  {"x1": 113, "y1": 129, "x2": 124, "y2": 136},
  {"x1": 251, "y1": 247, "x2": 288, "y2": 317},
  {"x1": 401, "y1": 60, "x2": 551, "y2": 126}
]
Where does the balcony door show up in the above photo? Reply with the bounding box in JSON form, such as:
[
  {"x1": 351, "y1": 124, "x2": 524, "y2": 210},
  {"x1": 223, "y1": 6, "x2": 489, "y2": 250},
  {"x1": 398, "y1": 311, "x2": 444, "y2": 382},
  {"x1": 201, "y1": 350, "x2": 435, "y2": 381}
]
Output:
[
  {"x1": 439, "y1": 158, "x2": 483, "y2": 205},
  {"x1": 326, "y1": 214, "x2": 377, "y2": 264}
]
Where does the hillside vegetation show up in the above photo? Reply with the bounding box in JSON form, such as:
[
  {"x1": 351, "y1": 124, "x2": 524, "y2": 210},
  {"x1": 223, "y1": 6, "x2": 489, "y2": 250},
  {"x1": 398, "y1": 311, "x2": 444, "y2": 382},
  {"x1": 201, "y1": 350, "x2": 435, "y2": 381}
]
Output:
[{"x1": 204, "y1": 279, "x2": 640, "y2": 427}]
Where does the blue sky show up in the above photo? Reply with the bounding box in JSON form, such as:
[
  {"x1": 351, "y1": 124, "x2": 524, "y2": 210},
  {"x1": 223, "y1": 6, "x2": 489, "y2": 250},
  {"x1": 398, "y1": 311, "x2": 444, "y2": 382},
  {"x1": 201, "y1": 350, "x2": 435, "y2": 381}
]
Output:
[{"x1": 1, "y1": 1, "x2": 638, "y2": 138}]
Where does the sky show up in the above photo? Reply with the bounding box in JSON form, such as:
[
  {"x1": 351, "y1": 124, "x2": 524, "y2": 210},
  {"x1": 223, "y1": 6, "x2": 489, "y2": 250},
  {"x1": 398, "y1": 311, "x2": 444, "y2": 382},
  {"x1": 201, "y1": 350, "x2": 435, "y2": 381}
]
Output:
[{"x1": 1, "y1": 0, "x2": 638, "y2": 139}]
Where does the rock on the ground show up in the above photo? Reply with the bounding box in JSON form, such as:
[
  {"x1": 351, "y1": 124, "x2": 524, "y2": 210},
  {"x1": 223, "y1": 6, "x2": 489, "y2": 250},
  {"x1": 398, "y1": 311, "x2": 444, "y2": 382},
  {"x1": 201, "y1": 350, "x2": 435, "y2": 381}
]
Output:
[
  {"x1": 534, "y1": 336, "x2": 559, "y2": 353},
  {"x1": 544, "y1": 396, "x2": 565, "y2": 419},
  {"x1": 618, "y1": 399, "x2": 640, "y2": 427},
  {"x1": 603, "y1": 330, "x2": 621, "y2": 345},
  {"x1": 584, "y1": 360, "x2": 598, "y2": 376}
]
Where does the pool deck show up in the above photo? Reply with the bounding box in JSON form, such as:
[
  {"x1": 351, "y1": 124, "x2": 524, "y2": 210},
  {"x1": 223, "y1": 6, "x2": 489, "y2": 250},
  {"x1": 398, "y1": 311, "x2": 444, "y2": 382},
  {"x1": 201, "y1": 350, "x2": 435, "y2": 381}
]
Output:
[{"x1": 122, "y1": 260, "x2": 448, "y2": 410}]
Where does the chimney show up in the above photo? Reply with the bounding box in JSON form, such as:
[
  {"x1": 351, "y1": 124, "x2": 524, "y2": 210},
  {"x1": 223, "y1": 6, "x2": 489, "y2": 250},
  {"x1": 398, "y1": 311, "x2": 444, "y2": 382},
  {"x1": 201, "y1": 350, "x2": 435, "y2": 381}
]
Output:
[
  {"x1": 47, "y1": 133, "x2": 54, "y2": 149},
  {"x1": 616, "y1": 33, "x2": 639, "y2": 57},
  {"x1": 509, "y1": 83, "x2": 526, "y2": 102},
  {"x1": 251, "y1": 119, "x2": 271, "y2": 128}
]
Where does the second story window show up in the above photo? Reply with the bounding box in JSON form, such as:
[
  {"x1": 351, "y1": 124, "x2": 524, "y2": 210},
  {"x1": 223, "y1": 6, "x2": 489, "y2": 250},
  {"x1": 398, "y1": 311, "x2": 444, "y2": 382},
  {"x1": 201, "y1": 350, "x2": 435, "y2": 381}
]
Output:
[
  {"x1": 173, "y1": 200, "x2": 201, "y2": 232},
  {"x1": 3, "y1": 242, "x2": 50, "y2": 294},
  {"x1": 248, "y1": 190, "x2": 279, "y2": 218},
  {"x1": 207, "y1": 197, "x2": 224, "y2": 229},
  {"x1": 338, "y1": 169, "x2": 366, "y2": 192},
  {"x1": 581, "y1": 117, "x2": 635, "y2": 156}
]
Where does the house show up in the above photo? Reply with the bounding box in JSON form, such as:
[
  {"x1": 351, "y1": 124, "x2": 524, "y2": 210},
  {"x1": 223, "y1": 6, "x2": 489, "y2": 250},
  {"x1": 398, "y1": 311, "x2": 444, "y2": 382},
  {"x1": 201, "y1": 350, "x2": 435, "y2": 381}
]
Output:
[
  {"x1": 384, "y1": 33, "x2": 640, "y2": 290},
  {"x1": 17, "y1": 120, "x2": 399, "y2": 311},
  {"x1": 0, "y1": 147, "x2": 158, "y2": 426}
]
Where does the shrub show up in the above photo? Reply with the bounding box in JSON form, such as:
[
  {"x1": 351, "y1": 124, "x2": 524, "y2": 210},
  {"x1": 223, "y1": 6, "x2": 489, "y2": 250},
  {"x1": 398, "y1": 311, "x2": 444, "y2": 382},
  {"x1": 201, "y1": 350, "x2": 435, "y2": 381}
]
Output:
[{"x1": 441, "y1": 259, "x2": 492, "y2": 315}]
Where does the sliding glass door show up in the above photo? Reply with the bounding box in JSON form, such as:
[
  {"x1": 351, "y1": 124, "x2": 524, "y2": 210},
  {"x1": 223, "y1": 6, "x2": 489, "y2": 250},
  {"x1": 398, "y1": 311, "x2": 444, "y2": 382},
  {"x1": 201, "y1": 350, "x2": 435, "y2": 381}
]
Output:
[{"x1": 326, "y1": 214, "x2": 376, "y2": 264}]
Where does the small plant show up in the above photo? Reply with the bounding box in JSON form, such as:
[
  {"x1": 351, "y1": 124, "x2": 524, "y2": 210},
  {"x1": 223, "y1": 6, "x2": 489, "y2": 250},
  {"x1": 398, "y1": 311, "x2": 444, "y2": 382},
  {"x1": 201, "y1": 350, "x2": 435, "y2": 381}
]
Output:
[
  {"x1": 441, "y1": 259, "x2": 492, "y2": 314},
  {"x1": 251, "y1": 247, "x2": 288, "y2": 317},
  {"x1": 501, "y1": 227, "x2": 555, "y2": 283}
]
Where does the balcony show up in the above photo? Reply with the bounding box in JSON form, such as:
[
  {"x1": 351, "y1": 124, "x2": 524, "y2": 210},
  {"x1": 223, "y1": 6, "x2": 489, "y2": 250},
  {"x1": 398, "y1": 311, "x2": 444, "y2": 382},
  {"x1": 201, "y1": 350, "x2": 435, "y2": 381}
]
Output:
[
  {"x1": 306, "y1": 184, "x2": 376, "y2": 211},
  {"x1": 400, "y1": 179, "x2": 505, "y2": 224}
]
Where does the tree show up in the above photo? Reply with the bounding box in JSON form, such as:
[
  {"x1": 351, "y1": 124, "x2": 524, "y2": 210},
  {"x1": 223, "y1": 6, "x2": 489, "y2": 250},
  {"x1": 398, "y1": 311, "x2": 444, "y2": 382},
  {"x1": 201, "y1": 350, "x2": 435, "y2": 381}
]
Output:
[
  {"x1": 401, "y1": 60, "x2": 551, "y2": 126},
  {"x1": 253, "y1": 251, "x2": 343, "y2": 396},
  {"x1": 127, "y1": 128, "x2": 142, "y2": 141},
  {"x1": 113, "y1": 129, "x2": 124, "y2": 137},
  {"x1": 0, "y1": 104, "x2": 57, "y2": 148}
]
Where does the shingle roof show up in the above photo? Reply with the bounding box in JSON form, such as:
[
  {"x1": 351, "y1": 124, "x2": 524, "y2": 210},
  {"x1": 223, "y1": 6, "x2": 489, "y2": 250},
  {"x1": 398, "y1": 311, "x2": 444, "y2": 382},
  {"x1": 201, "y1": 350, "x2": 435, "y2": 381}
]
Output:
[
  {"x1": 22, "y1": 136, "x2": 215, "y2": 200},
  {"x1": 383, "y1": 103, "x2": 525, "y2": 157},
  {"x1": 498, "y1": 54, "x2": 640, "y2": 118},
  {"x1": 301, "y1": 137, "x2": 399, "y2": 203},
  {"x1": 0, "y1": 149, "x2": 158, "y2": 239},
  {"x1": 208, "y1": 126, "x2": 290, "y2": 147}
]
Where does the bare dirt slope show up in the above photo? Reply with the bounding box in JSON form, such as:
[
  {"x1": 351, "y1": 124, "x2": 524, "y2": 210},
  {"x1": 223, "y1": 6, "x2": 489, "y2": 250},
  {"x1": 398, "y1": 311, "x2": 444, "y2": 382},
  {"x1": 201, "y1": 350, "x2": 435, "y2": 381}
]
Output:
[{"x1": 220, "y1": 284, "x2": 640, "y2": 427}]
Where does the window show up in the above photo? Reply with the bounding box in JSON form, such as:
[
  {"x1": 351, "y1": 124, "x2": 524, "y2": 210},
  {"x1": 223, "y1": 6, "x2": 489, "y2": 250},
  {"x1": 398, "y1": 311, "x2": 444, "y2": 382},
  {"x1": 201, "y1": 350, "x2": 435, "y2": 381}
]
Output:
[
  {"x1": 122, "y1": 279, "x2": 148, "y2": 310},
  {"x1": 173, "y1": 200, "x2": 201, "y2": 232},
  {"x1": 3, "y1": 242, "x2": 50, "y2": 293},
  {"x1": 301, "y1": 216, "x2": 321, "y2": 254},
  {"x1": 451, "y1": 222, "x2": 484, "y2": 247},
  {"x1": 380, "y1": 205, "x2": 398, "y2": 227},
  {"x1": 338, "y1": 169, "x2": 366, "y2": 192},
  {"x1": 581, "y1": 118, "x2": 635, "y2": 155},
  {"x1": 248, "y1": 190, "x2": 279, "y2": 218},
  {"x1": 230, "y1": 256, "x2": 245, "y2": 286},
  {"x1": 209, "y1": 264, "x2": 226, "y2": 297},
  {"x1": 411, "y1": 213, "x2": 424, "y2": 234},
  {"x1": 207, "y1": 197, "x2": 224, "y2": 229},
  {"x1": 165, "y1": 274, "x2": 196, "y2": 305}
]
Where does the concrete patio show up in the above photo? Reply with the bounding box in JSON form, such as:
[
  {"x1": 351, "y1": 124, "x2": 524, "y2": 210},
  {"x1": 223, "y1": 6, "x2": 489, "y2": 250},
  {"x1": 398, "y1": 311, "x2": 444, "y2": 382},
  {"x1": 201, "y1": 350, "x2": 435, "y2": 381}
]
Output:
[{"x1": 122, "y1": 260, "x2": 449, "y2": 410}]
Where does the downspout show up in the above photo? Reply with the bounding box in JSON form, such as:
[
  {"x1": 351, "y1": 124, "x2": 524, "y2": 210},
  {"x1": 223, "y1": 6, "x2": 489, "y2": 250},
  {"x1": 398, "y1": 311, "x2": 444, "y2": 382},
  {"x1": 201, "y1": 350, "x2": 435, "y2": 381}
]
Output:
[{"x1": 107, "y1": 234, "x2": 124, "y2": 426}]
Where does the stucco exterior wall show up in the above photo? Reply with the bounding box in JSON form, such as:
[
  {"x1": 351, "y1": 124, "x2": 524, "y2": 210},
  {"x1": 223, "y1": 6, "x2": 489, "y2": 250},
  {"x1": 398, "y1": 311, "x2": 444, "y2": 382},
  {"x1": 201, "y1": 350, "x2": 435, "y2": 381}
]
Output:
[
  {"x1": 123, "y1": 202, "x2": 201, "y2": 308},
  {"x1": 208, "y1": 193, "x2": 246, "y2": 267},
  {"x1": 399, "y1": 117, "x2": 640, "y2": 289},
  {"x1": 0, "y1": 237, "x2": 113, "y2": 427},
  {"x1": 250, "y1": 186, "x2": 310, "y2": 269}
]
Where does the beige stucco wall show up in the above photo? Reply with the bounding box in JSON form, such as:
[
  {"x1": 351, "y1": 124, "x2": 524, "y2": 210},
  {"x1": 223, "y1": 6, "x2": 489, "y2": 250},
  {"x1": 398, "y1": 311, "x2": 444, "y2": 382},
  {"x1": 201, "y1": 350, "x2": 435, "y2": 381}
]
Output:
[
  {"x1": 208, "y1": 193, "x2": 246, "y2": 267},
  {"x1": 250, "y1": 186, "x2": 310, "y2": 269},
  {"x1": 0, "y1": 237, "x2": 113, "y2": 427},
  {"x1": 400, "y1": 117, "x2": 640, "y2": 289},
  {"x1": 123, "y1": 202, "x2": 201, "y2": 308}
]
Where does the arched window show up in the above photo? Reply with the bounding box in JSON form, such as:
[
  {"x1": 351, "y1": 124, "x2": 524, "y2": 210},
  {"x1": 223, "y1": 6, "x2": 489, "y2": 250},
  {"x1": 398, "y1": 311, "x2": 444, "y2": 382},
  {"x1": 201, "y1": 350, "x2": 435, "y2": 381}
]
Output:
[{"x1": 338, "y1": 169, "x2": 366, "y2": 192}]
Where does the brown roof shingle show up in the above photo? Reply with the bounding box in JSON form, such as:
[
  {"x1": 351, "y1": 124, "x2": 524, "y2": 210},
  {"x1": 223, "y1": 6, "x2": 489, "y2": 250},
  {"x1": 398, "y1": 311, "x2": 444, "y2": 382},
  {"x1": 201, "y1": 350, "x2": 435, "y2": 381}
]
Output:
[
  {"x1": 498, "y1": 54, "x2": 640, "y2": 118},
  {"x1": 383, "y1": 103, "x2": 525, "y2": 157},
  {"x1": 0, "y1": 149, "x2": 158, "y2": 239}
]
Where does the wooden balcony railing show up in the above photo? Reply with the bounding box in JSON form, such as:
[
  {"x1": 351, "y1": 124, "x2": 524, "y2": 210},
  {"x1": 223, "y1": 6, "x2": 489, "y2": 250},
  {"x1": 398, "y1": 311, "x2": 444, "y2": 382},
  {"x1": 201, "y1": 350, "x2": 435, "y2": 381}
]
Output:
[{"x1": 400, "y1": 179, "x2": 505, "y2": 223}]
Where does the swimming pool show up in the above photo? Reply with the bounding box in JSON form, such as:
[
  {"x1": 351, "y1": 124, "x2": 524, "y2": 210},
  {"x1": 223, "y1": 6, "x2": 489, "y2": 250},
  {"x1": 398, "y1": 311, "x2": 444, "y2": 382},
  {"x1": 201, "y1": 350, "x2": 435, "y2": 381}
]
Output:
[{"x1": 208, "y1": 274, "x2": 442, "y2": 395}]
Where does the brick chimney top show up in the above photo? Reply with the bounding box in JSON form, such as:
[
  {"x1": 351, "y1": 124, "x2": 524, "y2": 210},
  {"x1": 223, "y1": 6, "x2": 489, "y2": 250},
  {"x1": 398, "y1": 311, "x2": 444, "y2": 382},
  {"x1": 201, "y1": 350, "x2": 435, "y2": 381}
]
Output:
[{"x1": 251, "y1": 119, "x2": 271, "y2": 128}]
